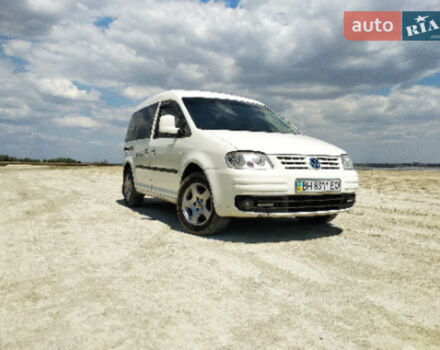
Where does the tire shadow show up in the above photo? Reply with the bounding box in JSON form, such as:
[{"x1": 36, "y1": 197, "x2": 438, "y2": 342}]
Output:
[
  {"x1": 116, "y1": 198, "x2": 183, "y2": 231},
  {"x1": 209, "y1": 218, "x2": 342, "y2": 243},
  {"x1": 116, "y1": 198, "x2": 343, "y2": 243}
]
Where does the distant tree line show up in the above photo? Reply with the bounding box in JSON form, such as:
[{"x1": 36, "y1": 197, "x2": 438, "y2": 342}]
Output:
[
  {"x1": 0, "y1": 154, "x2": 117, "y2": 166},
  {"x1": 2, "y1": 154, "x2": 437, "y2": 167},
  {"x1": 355, "y1": 162, "x2": 440, "y2": 168},
  {"x1": 0, "y1": 154, "x2": 81, "y2": 164}
]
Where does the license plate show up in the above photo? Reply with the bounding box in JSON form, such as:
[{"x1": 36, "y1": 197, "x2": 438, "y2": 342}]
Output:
[{"x1": 296, "y1": 179, "x2": 341, "y2": 193}]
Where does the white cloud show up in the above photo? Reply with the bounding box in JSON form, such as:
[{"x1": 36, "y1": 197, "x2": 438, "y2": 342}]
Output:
[
  {"x1": 26, "y1": 0, "x2": 73, "y2": 15},
  {"x1": 90, "y1": 140, "x2": 104, "y2": 146},
  {"x1": 2, "y1": 39, "x2": 32, "y2": 56},
  {"x1": 4, "y1": 0, "x2": 440, "y2": 94},
  {"x1": 0, "y1": 62, "x2": 101, "y2": 125},
  {"x1": 37, "y1": 78, "x2": 100, "y2": 101},
  {"x1": 54, "y1": 115, "x2": 100, "y2": 128},
  {"x1": 122, "y1": 86, "x2": 163, "y2": 100}
]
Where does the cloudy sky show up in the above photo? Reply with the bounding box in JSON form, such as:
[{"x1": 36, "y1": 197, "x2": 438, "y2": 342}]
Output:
[{"x1": 1, "y1": 0, "x2": 439, "y2": 163}]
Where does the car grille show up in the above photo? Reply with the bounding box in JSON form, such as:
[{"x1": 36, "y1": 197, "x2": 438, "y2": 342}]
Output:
[
  {"x1": 235, "y1": 193, "x2": 355, "y2": 213},
  {"x1": 276, "y1": 155, "x2": 341, "y2": 170}
]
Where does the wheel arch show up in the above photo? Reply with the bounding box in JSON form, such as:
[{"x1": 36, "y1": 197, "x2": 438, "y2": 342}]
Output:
[
  {"x1": 123, "y1": 158, "x2": 136, "y2": 181},
  {"x1": 181, "y1": 162, "x2": 205, "y2": 182},
  {"x1": 179, "y1": 150, "x2": 223, "y2": 184}
]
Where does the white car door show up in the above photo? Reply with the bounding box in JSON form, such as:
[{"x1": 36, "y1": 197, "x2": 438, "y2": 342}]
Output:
[{"x1": 148, "y1": 100, "x2": 191, "y2": 200}]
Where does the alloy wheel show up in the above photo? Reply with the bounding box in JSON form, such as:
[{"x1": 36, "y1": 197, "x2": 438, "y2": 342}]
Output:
[{"x1": 181, "y1": 182, "x2": 213, "y2": 226}]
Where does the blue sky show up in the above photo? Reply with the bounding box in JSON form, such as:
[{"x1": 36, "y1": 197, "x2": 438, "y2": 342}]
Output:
[
  {"x1": 0, "y1": 0, "x2": 439, "y2": 163},
  {"x1": 93, "y1": 16, "x2": 116, "y2": 28},
  {"x1": 201, "y1": 0, "x2": 240, "y2": 8}
]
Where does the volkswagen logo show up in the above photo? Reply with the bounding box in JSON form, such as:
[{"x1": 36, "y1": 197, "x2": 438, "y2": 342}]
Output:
[{"x1": 309, "y1": 157, "x2": 321, "y2": 170}]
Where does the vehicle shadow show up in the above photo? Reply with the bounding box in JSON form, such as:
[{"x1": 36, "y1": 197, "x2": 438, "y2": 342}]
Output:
[{"x1": 116, "y1": 198, "x2": 343, "y2": 243}]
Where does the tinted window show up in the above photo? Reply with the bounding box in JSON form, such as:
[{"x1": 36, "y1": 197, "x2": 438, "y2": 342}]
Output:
[
  {"x1": 125, "y1": 103, "x2": 158, "y2": 142},
  {"x1": 154, "y1": 100, "x2": 190, "y2": 138},
  {"x1": 125, "y1": 114, "x2": 137, "y2": 142},
  {"x1": 135, "y1": 103, "x2": 158, "y2": 139},
  {"x1": 183, "y1": 98, "x2": 299, "y2": 134}
]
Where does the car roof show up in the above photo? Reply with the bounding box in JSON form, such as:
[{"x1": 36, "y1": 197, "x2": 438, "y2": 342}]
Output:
[{"x1": 134, "y1": 89, "x2": 264, "y2": 112}]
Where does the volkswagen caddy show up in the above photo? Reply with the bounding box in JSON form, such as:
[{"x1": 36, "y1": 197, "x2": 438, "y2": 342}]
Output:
[{"x1": 123, "y1": 90, "x2": 358, "y2": 235}]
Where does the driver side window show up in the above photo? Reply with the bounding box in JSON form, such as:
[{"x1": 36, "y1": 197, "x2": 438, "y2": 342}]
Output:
[{"x1": 154, "y1": 100, "x2": 190, "y2": 138}]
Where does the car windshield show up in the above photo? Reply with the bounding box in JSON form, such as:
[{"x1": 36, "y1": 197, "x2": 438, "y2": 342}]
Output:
[{"x1": 182, "y1": 97, "x2": 299, "y2": 134}]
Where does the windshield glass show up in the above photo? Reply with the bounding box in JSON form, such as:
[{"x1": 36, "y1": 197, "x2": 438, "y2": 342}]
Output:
[{"x1": 182, "y1": 97, "x2": 299, "y2": 134}]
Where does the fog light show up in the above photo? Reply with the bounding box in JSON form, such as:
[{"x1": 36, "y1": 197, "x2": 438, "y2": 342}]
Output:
[{"x1": 241, "y1": 199, "x2": 254, "y2": 210}]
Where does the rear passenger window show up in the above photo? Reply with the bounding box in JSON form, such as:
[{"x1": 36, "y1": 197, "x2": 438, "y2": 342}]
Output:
[
  {"x1": 125, "y1": 103, "x2": 158, "y2": 142},
  {"x1": 125, "y1": 114, "x2": 137, "y2": 142}
]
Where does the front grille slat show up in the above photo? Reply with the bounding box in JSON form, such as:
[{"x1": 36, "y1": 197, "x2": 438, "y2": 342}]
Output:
[
  {"x1": 276, "y1": 155, "x2": 341, "y2": 170},
  {"x1": 317, "y1": 155, "x2": 340, "y2": 170},
  {"x1": 236, "y1": 194, "x2": 355, "y2": 213}
]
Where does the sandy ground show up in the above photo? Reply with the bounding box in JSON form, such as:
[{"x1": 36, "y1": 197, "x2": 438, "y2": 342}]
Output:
[{"x1": 0, "y1": 164, "x2": 439, "y2": 349}]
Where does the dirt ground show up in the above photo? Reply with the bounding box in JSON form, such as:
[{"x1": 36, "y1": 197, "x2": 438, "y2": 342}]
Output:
[{"x1": 0, "y1": 165, "x2": 439, "y2": 349}]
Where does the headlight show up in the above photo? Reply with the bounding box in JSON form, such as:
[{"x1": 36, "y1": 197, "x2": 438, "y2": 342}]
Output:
[
  {"x1": 341, "y1": 154, "x2": 354, "y2": 170},
  {"x1": 225, "y1": 151, "x2": 273, "y2": 170}
]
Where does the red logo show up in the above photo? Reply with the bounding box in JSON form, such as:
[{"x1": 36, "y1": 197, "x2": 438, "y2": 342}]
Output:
[{"x1": 344, "y1": 11, "x2": 401, "y2": 41}]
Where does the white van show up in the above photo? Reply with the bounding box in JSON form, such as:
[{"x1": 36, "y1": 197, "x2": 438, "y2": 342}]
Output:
[{"x1": 123, "y1": 90, "x2": 358, "y2": 235}]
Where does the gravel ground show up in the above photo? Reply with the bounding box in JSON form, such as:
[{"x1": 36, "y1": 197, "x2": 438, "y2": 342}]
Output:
[{"x1": 0, "y1": 165, "x2": 439, "y2": 349}]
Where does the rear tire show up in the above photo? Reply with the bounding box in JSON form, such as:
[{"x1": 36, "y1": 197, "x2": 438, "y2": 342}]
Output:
[
  {"x1": 177, "y1": 172, "x2": 229, "y2": 235},
  {"x1": 122, "y1": 169, "x2": 144, "y2": 207},
  {"x1": 297, "y1": 214, "x2": 337, "y2": 224}
]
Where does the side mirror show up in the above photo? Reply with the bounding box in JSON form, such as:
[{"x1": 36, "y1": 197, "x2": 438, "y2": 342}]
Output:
[{"x1": 158, "y1": 114, "x2": 179, "y2": 135}]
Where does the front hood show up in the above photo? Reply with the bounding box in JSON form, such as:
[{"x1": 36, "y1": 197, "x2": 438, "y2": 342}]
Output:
[{"x1": 206, "y1": 130, "x2": 344, "y2": 155}]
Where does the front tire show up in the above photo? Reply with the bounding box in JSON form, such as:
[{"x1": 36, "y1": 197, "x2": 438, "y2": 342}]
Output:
[
  {"x1": 297, "y1": 214, "x2": 337, "y2": 224},
  {"x1": 122, "y1": 169, "x2": 144, "y2": 207},
  {"x1": 177, "y1": 172, "x2": 230, "y2": 235}
]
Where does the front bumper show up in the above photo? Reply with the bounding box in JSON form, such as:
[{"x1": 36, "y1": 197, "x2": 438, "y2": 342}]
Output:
[{"x1": 206, "y1": 168, "x2": 358, "y2": 218}]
